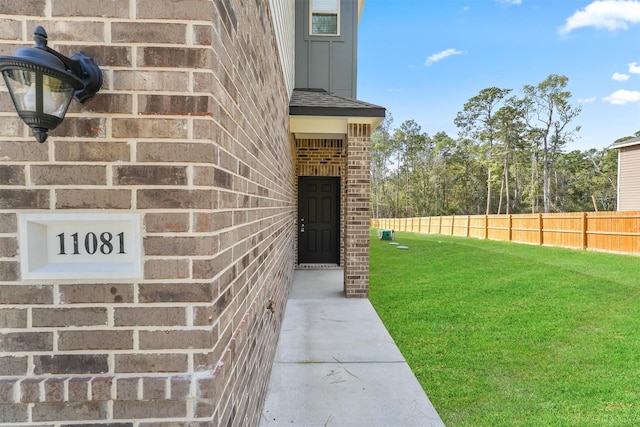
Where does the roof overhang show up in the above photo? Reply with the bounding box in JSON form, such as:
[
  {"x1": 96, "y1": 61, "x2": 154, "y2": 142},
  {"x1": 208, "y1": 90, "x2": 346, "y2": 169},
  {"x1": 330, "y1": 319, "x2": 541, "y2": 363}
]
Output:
[
  {"x1": 289, "y1": 88, "x2": 385, "y2": 139},
  {"x1": 290, "y1": 105, "x2": 385, "y2": 118},
  {"x1": 611, "y1": 137, "x2": 640, "y2": 150}
]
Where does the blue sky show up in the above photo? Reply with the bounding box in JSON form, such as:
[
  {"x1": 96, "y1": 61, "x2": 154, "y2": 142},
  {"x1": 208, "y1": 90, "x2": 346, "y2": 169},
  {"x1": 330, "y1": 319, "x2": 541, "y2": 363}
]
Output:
[{"x1": 357, "y1": 0, "x2": 640, "y2": 151}]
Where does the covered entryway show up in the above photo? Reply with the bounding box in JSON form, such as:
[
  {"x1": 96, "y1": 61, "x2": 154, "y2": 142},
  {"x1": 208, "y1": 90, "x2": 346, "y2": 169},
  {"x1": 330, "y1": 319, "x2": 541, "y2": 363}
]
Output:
[
  {"x1": 290, "y1": 88, "x2": 385, "y2": 297},
  {"x1": 298, "y1": 177, "x2": 340, "y2": 264}
]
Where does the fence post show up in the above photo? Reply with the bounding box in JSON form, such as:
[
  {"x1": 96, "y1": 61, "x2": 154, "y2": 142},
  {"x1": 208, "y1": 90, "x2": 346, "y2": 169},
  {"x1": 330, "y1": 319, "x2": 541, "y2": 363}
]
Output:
[
  {"x1": 582, "y1": 212, "x2": 588, "y2": 250},
  {"x1": 418, "y1": 217, "x2": 422, "y2": 234},
  {"x1": 538, "y1": 213, "x2": 543, "y2": 246},
  {"x1": 484, "y1": 215, "x2": 488, "y2": 240},
  {"x1": 451, "y1": 215, "x2": 455, "y2": 235},
  {"x1": 428, "y1": 216, "x2": 432, "y2": 234},
  {"x1": 467, "y1": 215, "x2": 471, "y2": 237},
  {"x1": 508, "y1": 214, "x2": 513, "y2": 241}
]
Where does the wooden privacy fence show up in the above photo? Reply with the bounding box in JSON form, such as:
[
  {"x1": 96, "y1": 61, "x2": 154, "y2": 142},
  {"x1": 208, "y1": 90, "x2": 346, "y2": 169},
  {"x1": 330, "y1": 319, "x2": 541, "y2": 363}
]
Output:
[{"x1": 371, "y1": 212, "x2": 640, "y2": 255}]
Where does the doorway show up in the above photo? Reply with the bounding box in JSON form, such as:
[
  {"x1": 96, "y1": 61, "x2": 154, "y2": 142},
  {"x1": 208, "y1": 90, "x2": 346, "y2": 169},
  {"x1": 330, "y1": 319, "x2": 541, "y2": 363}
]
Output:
[{"x1": 298, "y1": 177, "x2": 340, "y2": 264}]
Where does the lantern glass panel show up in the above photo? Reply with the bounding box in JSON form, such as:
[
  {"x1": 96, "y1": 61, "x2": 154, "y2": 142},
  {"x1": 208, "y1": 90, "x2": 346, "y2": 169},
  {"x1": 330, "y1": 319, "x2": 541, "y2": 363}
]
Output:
[{"x1": 2, "y1": 69, "x2": 75, "y2": 118}]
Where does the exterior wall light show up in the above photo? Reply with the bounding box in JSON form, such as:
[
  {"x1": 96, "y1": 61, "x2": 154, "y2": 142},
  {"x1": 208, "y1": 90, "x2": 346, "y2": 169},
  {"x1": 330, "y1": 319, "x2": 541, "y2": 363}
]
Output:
[{"x1": 0, "y1": 26, "x2": 102, "y2": 143}]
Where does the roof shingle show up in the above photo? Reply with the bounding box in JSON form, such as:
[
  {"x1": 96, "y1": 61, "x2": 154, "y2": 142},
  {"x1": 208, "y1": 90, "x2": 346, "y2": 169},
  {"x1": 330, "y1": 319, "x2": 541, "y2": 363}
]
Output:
[{"x1": 290, "y1": 88, "x2": 385, "y2": 118}]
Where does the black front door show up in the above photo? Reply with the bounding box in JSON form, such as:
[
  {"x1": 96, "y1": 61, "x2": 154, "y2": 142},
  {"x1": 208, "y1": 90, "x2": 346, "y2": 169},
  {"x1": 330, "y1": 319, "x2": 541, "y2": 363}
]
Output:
[{"x1": 298, "y1": 177, "x2": 339, "y2": 264}]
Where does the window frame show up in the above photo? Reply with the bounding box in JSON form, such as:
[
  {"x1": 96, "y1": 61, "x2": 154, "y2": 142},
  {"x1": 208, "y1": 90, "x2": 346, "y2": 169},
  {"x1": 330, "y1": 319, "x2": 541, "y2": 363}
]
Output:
[{"x1": 309, "y1": 0, "x2": 340, "y2": 37}]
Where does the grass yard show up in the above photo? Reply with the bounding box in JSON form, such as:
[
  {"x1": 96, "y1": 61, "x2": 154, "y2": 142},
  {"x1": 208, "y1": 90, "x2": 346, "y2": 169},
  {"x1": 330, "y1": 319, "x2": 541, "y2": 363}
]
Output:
[{"x1": 369, "y1": 229, "x2": 640, "y2": 427}]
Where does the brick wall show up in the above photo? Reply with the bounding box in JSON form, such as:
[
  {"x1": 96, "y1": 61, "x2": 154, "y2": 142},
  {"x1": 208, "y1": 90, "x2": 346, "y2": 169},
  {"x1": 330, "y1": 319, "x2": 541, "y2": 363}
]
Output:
[
  {"x1": 295, "y1": 138, "x2": 344, "y2": 177},
  {"x1": 344, "y1": 124, "x2": 371, "y2": 297},
  {"x1": 0, "y1": 1, "x2": 295, "y2": 425}
]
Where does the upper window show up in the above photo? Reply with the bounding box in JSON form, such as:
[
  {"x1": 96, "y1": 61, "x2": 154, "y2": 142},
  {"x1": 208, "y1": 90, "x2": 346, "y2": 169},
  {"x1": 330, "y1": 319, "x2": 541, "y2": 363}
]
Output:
[{"x1": 310, "y1": 0, "x2": 340, "y2": 36}]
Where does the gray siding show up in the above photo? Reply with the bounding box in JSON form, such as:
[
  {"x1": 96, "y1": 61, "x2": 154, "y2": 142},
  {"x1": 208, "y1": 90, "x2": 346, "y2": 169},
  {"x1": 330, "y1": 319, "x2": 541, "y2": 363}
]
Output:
[
  {"x1": 618, "y1": 146, "x2": 640, "y2": 210},
  {"x1": 295, "y1": 0, "x2": 358, "y2": 98}
]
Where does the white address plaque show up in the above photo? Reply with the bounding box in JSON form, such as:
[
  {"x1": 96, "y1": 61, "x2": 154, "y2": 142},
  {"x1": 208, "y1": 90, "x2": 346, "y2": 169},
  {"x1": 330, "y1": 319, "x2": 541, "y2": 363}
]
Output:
[{"x1": 19, "y1": 213, "x2": 142, "y2": 280}]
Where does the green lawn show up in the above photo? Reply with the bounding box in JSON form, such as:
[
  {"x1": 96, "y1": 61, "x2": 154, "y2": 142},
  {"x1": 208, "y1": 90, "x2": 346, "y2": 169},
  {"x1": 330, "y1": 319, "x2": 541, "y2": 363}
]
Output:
[{"x1": 369, "y1": 229, "x2": 640, "y2": 427}]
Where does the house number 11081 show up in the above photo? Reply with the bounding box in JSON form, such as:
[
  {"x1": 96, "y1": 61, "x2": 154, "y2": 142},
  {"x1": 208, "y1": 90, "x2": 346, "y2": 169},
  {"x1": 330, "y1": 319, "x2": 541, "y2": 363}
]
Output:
[{"x1": 56, "y1": 232, "x2": 126, "y2": 255}]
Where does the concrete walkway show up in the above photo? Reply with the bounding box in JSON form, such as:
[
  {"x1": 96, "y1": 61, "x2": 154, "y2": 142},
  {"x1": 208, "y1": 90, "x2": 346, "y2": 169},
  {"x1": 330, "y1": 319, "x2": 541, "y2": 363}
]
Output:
[{"x1": 260, "y1": 269, "x2": 445, "y2": 427}]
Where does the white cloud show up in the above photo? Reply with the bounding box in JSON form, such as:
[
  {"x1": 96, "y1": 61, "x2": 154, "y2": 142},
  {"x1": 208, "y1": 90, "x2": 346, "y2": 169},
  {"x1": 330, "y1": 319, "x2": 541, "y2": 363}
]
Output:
[
  {"x1": 559, "y1": 0, "x2": 640, "y2": 34},
  {"x1": 579, "y1": 97, "x2": 597, "y2": 103},
  {"x1": 603, "y1": 89, "x2": 640, "y2": 104},
  {"x1": 613, "y1": 72, "x2": 631, "y2": 81},
  {"x1": 425, "y1": 48, "x2": 463, "y2": 66},
  {"x1": 496, "y1": 0, "x2": 522, "y2": 4},
  {"x1": 629, "y1": 62, "x2": 640, "y2": 73}
]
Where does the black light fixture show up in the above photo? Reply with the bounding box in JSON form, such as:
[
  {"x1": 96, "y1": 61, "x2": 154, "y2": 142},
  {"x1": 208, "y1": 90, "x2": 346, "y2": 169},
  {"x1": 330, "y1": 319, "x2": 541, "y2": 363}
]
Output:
[{"x1": 0, "y1": 26, "x2": 102, "y2": 143}]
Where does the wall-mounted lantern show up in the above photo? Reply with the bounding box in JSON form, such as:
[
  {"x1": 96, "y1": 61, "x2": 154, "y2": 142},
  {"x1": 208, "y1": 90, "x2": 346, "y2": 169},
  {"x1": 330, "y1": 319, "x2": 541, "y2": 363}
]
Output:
[{"x1": 0, "y1": 26, "x2": 102, "y2": 143}]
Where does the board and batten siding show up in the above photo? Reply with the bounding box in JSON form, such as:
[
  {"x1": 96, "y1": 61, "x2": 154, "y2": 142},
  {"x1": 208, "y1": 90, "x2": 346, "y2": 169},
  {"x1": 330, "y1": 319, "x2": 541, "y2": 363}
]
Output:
[
  {"x1": 618, "y1": 145, "x2": 640, "y2": 211},
  {"x1": 294, "y1": 0, "x2": 359, "y2": 98}
]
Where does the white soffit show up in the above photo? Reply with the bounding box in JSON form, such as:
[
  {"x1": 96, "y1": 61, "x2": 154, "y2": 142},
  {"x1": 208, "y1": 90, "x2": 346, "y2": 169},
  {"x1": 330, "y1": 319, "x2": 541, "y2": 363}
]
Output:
[
  {"x1": 290, "y1": 115, "x2": 384, "y2": 136},
  {"x1": 290, "y1": 116, "x2": 347, "y2": 134}
]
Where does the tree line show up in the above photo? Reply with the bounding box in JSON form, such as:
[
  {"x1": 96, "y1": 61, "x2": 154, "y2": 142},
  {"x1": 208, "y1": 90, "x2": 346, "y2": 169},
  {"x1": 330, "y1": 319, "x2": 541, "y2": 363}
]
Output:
[{"x1": 371, "y1": 74, "x2": 622, "y2": 218}]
